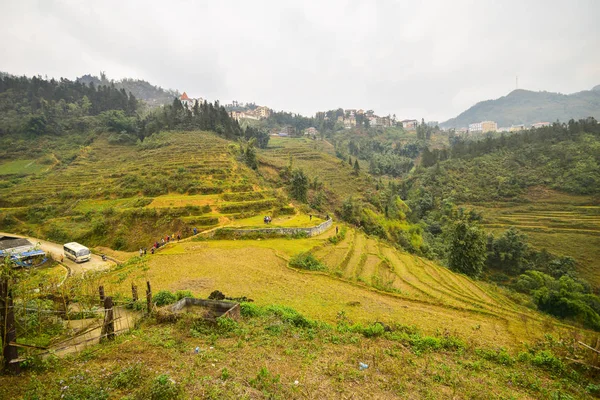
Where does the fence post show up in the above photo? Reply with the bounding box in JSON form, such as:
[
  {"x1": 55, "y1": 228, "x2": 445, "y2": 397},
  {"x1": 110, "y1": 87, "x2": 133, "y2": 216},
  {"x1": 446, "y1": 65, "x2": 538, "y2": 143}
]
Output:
[
  {"x1": 100, "y1": 296, "x2": 115, "y2": 342},
  {"x1": 0, "y1": 277, "x2": 20, "y2": 374},
  {"x1": 98, "y1": 285, "x2": 105, "y2": 306},
  {"x1": 131, "y1": 283, "x2": 138, "y2": 302},
  {"x1": 146, "y1": 281, "x2": 153, "y2": 315}
]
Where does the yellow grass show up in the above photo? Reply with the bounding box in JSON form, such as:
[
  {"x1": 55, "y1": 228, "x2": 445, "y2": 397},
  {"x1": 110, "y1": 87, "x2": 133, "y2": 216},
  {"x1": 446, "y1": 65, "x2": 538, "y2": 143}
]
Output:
[{"x1": 99, "y1": 229, "x2": 586, "y2": 350}]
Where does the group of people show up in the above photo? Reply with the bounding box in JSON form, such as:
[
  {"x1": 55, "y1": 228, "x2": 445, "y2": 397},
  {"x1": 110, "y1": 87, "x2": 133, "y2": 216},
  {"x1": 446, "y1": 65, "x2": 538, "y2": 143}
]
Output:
[
  {"x1": 145, "y1": 232, "x2": 184, "y2": 255},
  {"x1": 263, "y1": 216, "x2": 272, "y2": 224}
]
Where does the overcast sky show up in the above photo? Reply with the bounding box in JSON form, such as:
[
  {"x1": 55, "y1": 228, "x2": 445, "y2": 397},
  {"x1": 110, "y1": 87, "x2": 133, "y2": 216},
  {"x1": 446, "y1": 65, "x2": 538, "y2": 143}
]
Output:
[{"x1": 1, "y1": 0, "x2": 599, "y2": 121}]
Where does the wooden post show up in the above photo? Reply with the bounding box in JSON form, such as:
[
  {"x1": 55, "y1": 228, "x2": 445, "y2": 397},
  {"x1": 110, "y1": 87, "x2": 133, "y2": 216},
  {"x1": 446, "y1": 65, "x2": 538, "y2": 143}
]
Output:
[
  {"x1": 0, "y1": 277, "x2": 20, "y2": 374},
  {"x1": 131, "y1": 283, "x2": 138, "y2": 302},
  {"x1": 100, "y1": 296, "x2": 115, "y2": 342},
  {"x1": 98, "y1": 285, "x2": 105, "y2": 305},
  {"x1": 146, "y1": 281, "x2": 152, "y2": 315}
]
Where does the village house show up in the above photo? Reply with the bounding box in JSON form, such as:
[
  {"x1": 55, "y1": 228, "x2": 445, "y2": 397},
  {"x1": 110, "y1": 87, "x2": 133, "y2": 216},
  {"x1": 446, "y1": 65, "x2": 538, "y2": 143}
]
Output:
[
  {"x1": 531, "y1": 122, "x2": 551, "y2": 129},
  {"x1": 401, "y1": 119, "x2": 418, "y2": 130},
  {"x1": 305, "y1": 127, "x2": 318, "y2": 136},
  {"x1": 179, "y1": 92, "x2": 203, "y2": 109}
]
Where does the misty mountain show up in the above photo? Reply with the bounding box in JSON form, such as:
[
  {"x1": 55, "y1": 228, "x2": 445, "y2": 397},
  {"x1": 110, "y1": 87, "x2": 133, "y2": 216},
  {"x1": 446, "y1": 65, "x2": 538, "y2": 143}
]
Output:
[
  {"x1": 77, "y1": 74, "x2": 179, "y2": 107},
  {"x1": 441, "y1": 87, "x2": 600, "y2": 128}
]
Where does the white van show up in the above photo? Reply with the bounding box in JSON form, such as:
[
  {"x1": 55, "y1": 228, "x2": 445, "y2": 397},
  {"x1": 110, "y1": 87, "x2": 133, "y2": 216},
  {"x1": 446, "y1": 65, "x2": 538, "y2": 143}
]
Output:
[{"x1": 63, "y1": 242, "x2": 91, "y2": 263}]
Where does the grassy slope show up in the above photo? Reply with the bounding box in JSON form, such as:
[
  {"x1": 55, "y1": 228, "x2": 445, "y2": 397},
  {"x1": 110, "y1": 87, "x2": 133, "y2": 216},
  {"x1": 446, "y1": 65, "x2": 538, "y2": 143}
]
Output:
[
  {"x1": 0, "y1": 312, "x2": 592, "y2": 400},
  {"x1": 99, "y1": 228, "x2": 591, "y2": 350},
  {"x1": 258, "y1": 136, "x2": 373, "y2": 207},
  {"x1": 0, "y1": 131, "x2": 286, "y2": 250}
]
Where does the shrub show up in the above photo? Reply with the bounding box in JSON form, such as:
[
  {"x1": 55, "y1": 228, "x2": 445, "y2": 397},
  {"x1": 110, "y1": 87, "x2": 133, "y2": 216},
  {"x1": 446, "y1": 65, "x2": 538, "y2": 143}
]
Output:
[
  {"x1": 240, "y1": 302, "x2": 265, "y2": 318},
  {"x1": 153, "y1": 290, "x2": 177, "y2": 306},
  {"x1": 265, "y1": 305, "x2": 316, "y2": 328},
  {"x1": 147, "y1": 374, "x2": 182, "y2": 400},
  {"x1": 289, "y1": 252, "x2": 325, "y2": 271},
  {"x1": 110, "y1": 363, "x2": 143, "y2": 389},
  {"x1": 174, "y1": 290, "x2": 193, "y2": 300}
]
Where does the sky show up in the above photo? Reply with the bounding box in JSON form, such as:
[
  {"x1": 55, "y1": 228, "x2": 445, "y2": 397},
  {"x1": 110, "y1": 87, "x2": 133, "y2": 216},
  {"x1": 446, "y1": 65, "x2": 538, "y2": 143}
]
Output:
[{"x1": 1, "y1": 0, "x2": 599, "y2": 122}]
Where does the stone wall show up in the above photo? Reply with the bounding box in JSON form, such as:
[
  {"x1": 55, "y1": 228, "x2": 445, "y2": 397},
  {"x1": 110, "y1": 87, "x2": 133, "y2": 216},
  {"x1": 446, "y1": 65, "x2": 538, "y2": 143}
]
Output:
[{"x1": 212, "y1": 217, "x2": 333, "y2": 238}]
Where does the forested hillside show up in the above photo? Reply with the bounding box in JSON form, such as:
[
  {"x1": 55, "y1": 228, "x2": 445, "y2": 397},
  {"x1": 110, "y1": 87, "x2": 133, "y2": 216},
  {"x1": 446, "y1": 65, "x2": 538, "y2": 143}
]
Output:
[
  {"x1": 412, "y1": 119, "x2": 600, "y2": 201},
  {"x1": 442, "y1": 87, "x2": 600, "y2": 128},
  {"x1": 77, "y1": 73, "x2": 179, "y2": 106}
]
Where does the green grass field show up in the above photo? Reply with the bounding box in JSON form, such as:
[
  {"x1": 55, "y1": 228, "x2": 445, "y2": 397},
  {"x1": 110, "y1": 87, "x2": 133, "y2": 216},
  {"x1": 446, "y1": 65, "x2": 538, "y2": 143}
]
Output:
[{"x1": 0, "y1": 159, "x2": 47, "y2": 175}]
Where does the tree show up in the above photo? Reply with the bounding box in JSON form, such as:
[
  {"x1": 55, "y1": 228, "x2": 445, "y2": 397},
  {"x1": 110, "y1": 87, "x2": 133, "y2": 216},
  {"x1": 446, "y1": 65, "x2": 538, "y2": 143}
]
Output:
[
  {"x1": 290, "y1": 168, "x2": 309, "y2": 202},
  {"x1": 447, "y1": 219, "x2": 487, "y2": 277},
  {"x1": 353, "y1": 159, "x2": 360, "y2": 174},
  {"x1": 486, "y1": 227, "x2": 529, "y2": 275},
  {"x1": 25, "y1": 115, "x2": 47, "y2": 135},
  {"x1": 348, "y1": 156, "x2": 352, "y2": 166}
]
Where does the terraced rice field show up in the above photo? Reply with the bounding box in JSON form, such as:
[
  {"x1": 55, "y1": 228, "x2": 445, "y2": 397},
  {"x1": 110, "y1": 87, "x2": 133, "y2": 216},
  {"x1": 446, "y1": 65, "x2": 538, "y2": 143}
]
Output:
[
  {"x1": 0, "y1": 131, "x2": 286, "y2": 247},
  {"x1": 102, "y1": 226, "x2": 586, "y2": 349},
  {"x1": 467, "y1": 189, "x2": 600, "y2": 286},
  {"x1": 259, "y1": 137, "x2": 374, "y2": 204},
  {"x1": 305, "y1": 228, "x2": 583, "y2": 343}
]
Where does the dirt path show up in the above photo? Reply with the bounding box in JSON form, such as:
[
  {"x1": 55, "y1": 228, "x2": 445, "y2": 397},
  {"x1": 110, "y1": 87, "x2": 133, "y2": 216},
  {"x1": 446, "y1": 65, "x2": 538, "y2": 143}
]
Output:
[{"x1": 0, "y1": 231, "x2": 114, "y2": 275}]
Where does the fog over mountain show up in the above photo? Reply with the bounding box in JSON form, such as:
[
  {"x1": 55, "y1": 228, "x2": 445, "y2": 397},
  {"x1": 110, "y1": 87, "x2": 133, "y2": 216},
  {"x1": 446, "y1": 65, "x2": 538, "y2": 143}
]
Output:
[{"x1": 442, "y1": 86, "x2": 600, "y2": 128}]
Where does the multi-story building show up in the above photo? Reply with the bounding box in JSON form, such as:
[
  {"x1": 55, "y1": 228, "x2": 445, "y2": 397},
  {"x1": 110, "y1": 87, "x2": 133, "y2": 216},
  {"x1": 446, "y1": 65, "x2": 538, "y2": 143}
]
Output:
[
  {"x1": 401, "y1": 119, "x2": 418, "y2": 130},
  {"x1": 510, "y1": 124, "x2": 526, "y2": 132},
  {"x1": 469, "y1": 122, "x2": 482, "y2": 132},
  {"x1": 469, "y1": 121, "x2": 497, "y2": 133},
  {"x1": 531, "y1": 122, "x2": 551, "y2": 129},
  {"x1": 481, "y1": 121, "x2": 497, "y2": 132},
  {"x1": 255, "y1": 106, "x2": 271, "y2": 119}
]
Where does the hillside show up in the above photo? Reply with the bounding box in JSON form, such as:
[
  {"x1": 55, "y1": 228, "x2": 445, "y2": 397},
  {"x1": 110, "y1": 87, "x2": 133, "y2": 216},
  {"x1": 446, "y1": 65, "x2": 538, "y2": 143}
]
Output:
[
  {"x1": 442, "y1": 87, "x2": 600, "y2": 128},
  {"x1": 77, "y1": 74, "x2": 179, "y2": 107}
]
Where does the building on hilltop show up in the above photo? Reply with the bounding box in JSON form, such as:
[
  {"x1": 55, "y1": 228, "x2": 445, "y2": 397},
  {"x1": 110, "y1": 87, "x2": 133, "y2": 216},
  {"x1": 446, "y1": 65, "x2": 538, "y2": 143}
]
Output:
[
  {"x1": 510, "y1": 124, "x2": 526, "y2": 132},
  {"x1": 531, "y1": 122, "x2": 551, "y2": 129},
  {"x1": 401, "y1": 119, "x2": 418, "y2": 130},
  {"x1": 469, "y1": 120, "x2": 497, "y2": 133},
  {"x1": 229, "y1": 105, "x2": 271, "y2": 121},
  {"x1": 179, "y1": 92, "x2": 204, "y2": 109},
  {"x1": 305, "y1": 127, "x2": 318, "y2": 136}
]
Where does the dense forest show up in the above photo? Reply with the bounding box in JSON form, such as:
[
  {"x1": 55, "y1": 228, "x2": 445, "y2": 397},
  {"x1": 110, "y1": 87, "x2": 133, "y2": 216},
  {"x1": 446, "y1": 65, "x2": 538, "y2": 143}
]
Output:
[
  {"x1": 413, "y1": 119, "x2": 600, "y2": 200},
  {"x1": 0, "y1": 74, "x2": 269, "y2": 149},
  {"x1": 77, "y1": 73, "x2": 179, "y2": 106}
]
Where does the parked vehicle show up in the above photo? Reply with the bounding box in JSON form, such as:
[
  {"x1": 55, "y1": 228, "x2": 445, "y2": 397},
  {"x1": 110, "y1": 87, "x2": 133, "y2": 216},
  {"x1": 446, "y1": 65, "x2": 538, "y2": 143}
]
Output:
[{"x1": 63, "y1": 242, "x2": 91, "y2": 263}]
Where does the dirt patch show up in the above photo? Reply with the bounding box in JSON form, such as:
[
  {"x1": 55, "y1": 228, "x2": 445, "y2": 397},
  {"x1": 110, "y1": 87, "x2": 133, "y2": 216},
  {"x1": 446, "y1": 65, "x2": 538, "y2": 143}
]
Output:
[{"x1": 171, "y1": 278, "x2": 213, "y2": 292}]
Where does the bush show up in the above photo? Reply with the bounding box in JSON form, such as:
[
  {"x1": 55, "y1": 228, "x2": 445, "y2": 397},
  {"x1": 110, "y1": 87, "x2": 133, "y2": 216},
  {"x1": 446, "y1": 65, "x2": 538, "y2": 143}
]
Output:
[
  {"x1": 289, "y1": 252, "x2": 325, "y2": 271},
  {"x1": 240, "y1": 302, "x2": 265, "y2": 318},
  {"x1": 153, "y1": 290, "x2": 177, "y2": 306},
  {"x1": 147, "y1": 374, "x2": 182, "y2": 400},
  {"x1": 174, "y1": 290, "x2": 193, "y2": 300}
]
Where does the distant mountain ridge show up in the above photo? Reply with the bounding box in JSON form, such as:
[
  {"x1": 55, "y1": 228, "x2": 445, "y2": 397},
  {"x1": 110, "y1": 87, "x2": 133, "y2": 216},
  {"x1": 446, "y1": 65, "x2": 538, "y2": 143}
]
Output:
[
  {"x1": 77, "y1": 74, "x2": 179, "y2": 107},
  {"x1": 441, "y1": 86, "x2": 600, "y2": 128}
]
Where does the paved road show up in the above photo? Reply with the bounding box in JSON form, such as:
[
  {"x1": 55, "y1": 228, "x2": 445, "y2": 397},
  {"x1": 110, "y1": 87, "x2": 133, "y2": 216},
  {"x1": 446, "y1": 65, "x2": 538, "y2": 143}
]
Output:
[{"x1": 0, "y1": 231, "x2": 114, "y2": 275}]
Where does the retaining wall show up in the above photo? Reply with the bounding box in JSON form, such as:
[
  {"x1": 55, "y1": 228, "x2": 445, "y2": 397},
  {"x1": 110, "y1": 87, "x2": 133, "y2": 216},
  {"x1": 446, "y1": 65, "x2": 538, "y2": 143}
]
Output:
[{"x1": 212, "y1": 217, "x2": 333, "y2": 238}]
